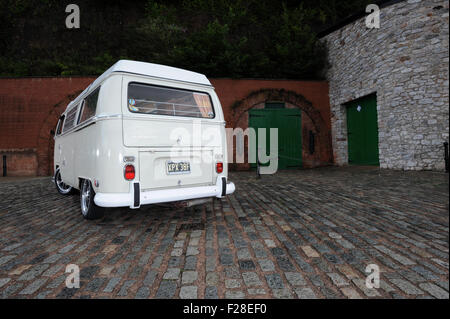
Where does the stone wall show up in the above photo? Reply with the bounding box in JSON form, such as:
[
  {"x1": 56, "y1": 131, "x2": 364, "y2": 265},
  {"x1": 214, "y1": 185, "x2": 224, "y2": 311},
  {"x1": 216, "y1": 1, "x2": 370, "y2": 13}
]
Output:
[{"x1": 324, "y1": 0, "x2": 449, "y2": 170}]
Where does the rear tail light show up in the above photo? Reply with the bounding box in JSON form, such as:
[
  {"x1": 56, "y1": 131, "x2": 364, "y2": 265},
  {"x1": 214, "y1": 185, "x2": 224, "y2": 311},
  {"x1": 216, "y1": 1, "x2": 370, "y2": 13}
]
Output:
[
  {"x1": 216, "y1": 162, "x2": 223, "y2": 174},
  {"x1": 124, "y1": 164, "x2": 135, "y2": 180}
]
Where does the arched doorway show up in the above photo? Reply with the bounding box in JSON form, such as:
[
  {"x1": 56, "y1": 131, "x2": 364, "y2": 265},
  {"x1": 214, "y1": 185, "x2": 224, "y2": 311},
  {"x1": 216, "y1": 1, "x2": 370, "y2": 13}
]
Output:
[
  {"x1": 230, "y1": 88, "x2": 332, "y2": 170},
  {"x1": 36, "y1": 90, "x2": 82, "y2": 176}
]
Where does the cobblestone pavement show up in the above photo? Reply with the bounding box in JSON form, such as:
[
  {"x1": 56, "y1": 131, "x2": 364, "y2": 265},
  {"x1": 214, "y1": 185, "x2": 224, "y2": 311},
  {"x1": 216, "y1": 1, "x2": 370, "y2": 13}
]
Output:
[{"x1": 0, "y1": 167, "x2": 448, "y2": 299}]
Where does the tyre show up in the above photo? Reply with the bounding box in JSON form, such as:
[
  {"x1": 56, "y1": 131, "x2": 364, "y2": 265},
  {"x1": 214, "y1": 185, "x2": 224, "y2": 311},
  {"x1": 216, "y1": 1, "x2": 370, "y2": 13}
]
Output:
[
  {"x1": 55, "y1": 168, "x2": 74, "y2": 195},
  {"x1": 80, "y1": 179, "x2": 105, "y2": 220}
]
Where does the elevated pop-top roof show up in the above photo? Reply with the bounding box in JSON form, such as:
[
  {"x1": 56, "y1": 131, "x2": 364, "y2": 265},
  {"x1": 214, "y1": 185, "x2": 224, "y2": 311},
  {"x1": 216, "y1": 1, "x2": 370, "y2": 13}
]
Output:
[{"x1": 66, "y1": 60, "x2": 211, "y2": 110}]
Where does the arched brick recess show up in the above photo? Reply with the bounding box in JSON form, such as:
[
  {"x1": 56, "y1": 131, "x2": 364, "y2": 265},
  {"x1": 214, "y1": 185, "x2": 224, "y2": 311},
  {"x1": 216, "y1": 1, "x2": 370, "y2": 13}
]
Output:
[
  {"x1": 230, "y1": 88, "x2": 332, "y2": 170},
  {"x1": 36, "y1": 90, "x2": 82, "y2": 176}
]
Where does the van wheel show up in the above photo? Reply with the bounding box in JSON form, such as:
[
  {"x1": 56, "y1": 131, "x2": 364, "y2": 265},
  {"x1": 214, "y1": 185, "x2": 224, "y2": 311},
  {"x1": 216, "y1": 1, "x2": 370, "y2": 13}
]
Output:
[
  {"x1": 80, "y1": 179, "x2": 104, "y2": 220},
  {"x1": 55, "y1": 169, "x2": 74, "y2": 195}
]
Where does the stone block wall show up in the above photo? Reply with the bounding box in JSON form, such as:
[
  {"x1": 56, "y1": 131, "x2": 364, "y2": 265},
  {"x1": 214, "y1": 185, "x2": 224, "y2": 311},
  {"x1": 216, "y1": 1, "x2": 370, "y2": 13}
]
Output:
[{"x1": 324, "y1": 0, "x2": 449, "y2": 170}]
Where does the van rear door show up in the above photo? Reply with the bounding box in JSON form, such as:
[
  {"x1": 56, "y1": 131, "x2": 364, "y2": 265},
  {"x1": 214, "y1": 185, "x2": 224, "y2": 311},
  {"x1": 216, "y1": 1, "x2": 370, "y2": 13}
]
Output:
[
  {"x1": 121, "y1": 76, "x2": 224, "y2": 189},
  {"x1": 139, "y1": 149, "x2": 214, "y2": 190}
]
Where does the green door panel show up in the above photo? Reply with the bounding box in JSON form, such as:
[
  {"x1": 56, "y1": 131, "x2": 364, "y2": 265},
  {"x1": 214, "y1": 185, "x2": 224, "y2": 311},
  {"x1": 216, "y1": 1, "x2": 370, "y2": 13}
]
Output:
[
  {"x1": 346, "y1": 94, "x2": 379, "y2": 165},
  {"x1": 249, "y1": 108, "x2": 302, "y2": 170}
]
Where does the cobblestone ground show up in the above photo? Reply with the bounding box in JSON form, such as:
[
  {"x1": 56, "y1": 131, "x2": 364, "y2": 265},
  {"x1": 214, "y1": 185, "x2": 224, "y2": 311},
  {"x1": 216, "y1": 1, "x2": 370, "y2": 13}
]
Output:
[{"x1": 0, "y1": 167, "x2": 448, "y2": 299}]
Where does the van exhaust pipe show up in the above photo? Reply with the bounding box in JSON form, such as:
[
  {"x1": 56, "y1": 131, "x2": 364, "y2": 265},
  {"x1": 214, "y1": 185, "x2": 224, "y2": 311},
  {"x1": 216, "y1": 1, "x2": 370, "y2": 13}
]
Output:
[{"x1": 158, "y1": 198, "x2": 213, "y2": 209}]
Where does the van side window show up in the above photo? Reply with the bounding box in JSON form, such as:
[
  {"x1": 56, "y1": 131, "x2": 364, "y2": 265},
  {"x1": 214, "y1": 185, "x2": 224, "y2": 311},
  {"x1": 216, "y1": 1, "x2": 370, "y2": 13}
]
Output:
[
  {"x1": 79, "y1": 87, "x2": 100, "y2": 124},
  {"x1": 128, "y1": 83, "x2": 215, "y2": 119},
  {"x1": 62, "y1": 104, "x2": 80, "y2": 132},
  {"x1": 56, "y1": 115, "x2": 65, "y2": 135}
]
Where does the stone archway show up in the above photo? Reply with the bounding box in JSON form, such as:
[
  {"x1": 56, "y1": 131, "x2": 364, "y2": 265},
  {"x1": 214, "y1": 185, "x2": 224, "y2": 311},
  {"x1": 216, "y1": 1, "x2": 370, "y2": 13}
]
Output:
[
  {"x1": 36, "y1": 90, "x2": 83, "y2": 176},
  {"x1": 230, "y1": 88, "x2": 333, "y2": 169}
]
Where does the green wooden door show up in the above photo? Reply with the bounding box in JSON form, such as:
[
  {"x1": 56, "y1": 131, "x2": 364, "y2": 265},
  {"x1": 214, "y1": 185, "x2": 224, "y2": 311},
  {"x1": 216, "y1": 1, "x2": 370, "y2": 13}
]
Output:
[
  {"x1": 346, "y1": 94, "x2": 379, "y2": 165},
  {"x1": 249, "y1": 108, "x2": 302, "y2": 169}
]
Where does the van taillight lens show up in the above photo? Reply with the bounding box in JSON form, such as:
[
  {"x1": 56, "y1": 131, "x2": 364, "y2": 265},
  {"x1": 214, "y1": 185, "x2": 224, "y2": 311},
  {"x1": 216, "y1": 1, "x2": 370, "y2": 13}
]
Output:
[
  {"x1": 124, "y1": 165, "x2": 135, "y2": 180},
  {"x1": 216, "y1": 162, "x2": 223, "y2": 173}
]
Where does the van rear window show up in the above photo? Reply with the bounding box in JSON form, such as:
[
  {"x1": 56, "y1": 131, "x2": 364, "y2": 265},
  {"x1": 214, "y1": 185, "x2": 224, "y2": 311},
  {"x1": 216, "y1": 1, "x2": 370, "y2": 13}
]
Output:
[
  {"x1": 62, "y1": 104, "x2": 79, "y2": 132},
  {"x1": 127, "y1": 83, "x2": 215, "y2": 119}
]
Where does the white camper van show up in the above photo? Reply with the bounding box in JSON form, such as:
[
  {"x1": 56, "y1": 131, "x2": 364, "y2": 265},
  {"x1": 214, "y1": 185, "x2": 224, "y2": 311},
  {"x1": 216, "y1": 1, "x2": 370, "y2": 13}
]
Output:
[{"x1": 53, "y1": 60, "x2": 235, "y2": 219}]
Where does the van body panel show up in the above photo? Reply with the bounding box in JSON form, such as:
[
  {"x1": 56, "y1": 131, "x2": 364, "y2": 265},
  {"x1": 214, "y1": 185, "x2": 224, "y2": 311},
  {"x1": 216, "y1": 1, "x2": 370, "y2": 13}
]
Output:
[
  {"x1": 122, "y1": 118, "x2": 223, "y2": 147},
  {"x1": 139, "y1": 149, "x2": 214, "y2": 190}
]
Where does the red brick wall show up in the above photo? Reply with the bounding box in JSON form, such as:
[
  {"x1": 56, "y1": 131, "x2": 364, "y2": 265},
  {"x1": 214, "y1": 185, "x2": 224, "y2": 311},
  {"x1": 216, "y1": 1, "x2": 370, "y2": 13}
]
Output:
[
  {"x1": 0, "y1": 77, "x2": 331, "y2": 176},
  {"x1": 210, "y1": 79, "x2": 331, "y2": 132}
]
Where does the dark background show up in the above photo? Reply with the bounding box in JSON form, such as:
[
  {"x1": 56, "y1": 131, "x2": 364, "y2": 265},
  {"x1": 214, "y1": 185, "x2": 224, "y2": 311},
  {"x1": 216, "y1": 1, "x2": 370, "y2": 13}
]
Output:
[{"x1": 0, "y1": 0, "x2": 373, "y2": 79}]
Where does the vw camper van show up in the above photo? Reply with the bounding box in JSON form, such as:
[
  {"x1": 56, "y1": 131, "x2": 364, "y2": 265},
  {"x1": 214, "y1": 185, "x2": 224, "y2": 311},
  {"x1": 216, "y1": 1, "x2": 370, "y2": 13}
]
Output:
[{"x1": 53, "y1": 60, "x2": 235, "y2": 219}]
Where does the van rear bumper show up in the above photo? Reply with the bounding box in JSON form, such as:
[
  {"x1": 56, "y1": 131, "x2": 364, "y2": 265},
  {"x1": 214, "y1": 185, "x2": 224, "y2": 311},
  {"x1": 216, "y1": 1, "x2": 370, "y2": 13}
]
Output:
[{"x1": 94, "y1": 176, "x2": 235, "y2": 209}]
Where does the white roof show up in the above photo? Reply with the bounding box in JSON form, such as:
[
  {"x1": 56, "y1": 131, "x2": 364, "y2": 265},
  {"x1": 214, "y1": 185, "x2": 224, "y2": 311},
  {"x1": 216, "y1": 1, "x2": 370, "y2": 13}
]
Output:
[
  {"x1": 100, "y1": 60, "x2": 210, "y2": 86},
  {"x1": 67, "y1": 60, "x2": 211, "y2": 110}
]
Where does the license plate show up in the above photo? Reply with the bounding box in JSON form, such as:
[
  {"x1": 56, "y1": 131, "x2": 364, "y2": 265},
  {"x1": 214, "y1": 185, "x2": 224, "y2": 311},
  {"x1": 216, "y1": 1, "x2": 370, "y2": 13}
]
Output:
[{"x1": 167, "y1": 161, "x2": 191, "y2": 174}]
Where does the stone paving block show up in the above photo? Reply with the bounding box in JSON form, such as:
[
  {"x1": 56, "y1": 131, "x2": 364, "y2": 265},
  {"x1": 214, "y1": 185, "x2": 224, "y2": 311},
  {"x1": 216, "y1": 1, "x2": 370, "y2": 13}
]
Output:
[
  {"x1": 242, "y1": 272, "x2": 263, "y2": 287},
  {"x1": 375, "y1": 245, "x2": 416, "y2": 266},
  {"x1": 272, "y1": 288, "x2": 293, "y2": 299},
  {"x1": 225, "y1": 290, "x2": 245, "y2": 299},
  {"x1": 264, "y1": 240, "x2": 276, "y2": 248},
  {"x1": 205, "y1": 257, "x2": 216, "y2": 272},
  {"x1": 225, "y1": 279, "x2": 241, "y2": 289},
  {"x1": 284, "y1": 272, "x2": 306, "y2": 286},
  {"x1": 171, "y1": 248, "x2": 183, "y2": 257},
  {"x1": 99, "y1": 266, "x2": 114, "y2": 276},
  {"x1": 205, "y1": 286, "x2": 218, "y2": 299},
  {"x1": 258, "y1": 259, "x2": 275, "y2": 272},
  {"x1": 19, "y1": 278, "x2": 47, "y2": 295},
  {"x1": 301, "y1": 246, "x2": 320, "y2": 258},
  {"x1": 265, "y1": 274, "x2": 284, "y2": 289},
  {"x1": 237, "y1": 248, "x2": 252, "y2": 260},
  {"x1": 352, "y1": 278, "x2": 381, "y2": 297},
  {"x1": 151, "y1": 256, "x2": 163, "y2": 269},
  {"x1": 239, "y1": 260, "x2": 256, "y2": 270},
  {"x1": 341, "y1": 287, "x2": 363, "y2": 299},
  {"x1": 163, "y1": 268, "x2": 181, "y2": 280},
  {"x1": 189, "y1": 237, "x2": 200, "y2": 246},
  {"x1": 220, "y1": 254, "x2": 233, "y2": 266},
  {"x1": 117, "y1": 280, "x2": 135, "y2": 297},
  {"x1": 418, "y1": 283, "x2": 449, "y2": 299},
  {"x1": 389, "y1": 279, "x2": 423, "y2": 295},
  {"x1": 9, "y1": 264, "x2": 32, "y2": 276},
  {"x1": 336, "y1": 265, "x2": 360, "y2": 279},
  {"x1": 168, "y1": 257, "x2": 181, "y2": 268},
  {"x1": 248, "y1": 288, "x2": 266, "y2": 295},
  {"x1": 135, "y1": 286, "x2": 150, "y2": 299},
  {"x1": 294, "y1": 287, "x2": 317, "y2": 299},
  {"x1": 0, "y1": 278, "x2": 11, "y2": 288},
  {"x1": 103, "y1": 277, "x2": 121, "y2": 293},
  {"x1": 180, "y1": 286, "x2": 198, "y2": 299},
  {"x1": 182, "y1": 271, "x2": 198, "y2": 285},
  {"x1": 174, "y1": 240, "x2": 184, "y2": 248},
  {"x1": 327, "y1": 273, "x2": 349, "y2": 287},
  {"x1": 18, "y1": 264, "x2": 49, "y2": 281},
  {"x1": 85, "y1": 278, "x2": 107, "y2": 292},
  {"x1": 206, "y1": 272, "x2": 219, "y2": 286}
]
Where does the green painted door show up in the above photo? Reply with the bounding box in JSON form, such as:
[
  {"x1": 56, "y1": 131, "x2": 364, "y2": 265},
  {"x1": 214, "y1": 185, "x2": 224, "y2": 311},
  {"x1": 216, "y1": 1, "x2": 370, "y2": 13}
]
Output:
[
  {"x1": 249, "y1": 108, "x2": 302, "y2": 169},
  {"x1": 346, "y1": 94, "x2": 379, "y2": 165}
]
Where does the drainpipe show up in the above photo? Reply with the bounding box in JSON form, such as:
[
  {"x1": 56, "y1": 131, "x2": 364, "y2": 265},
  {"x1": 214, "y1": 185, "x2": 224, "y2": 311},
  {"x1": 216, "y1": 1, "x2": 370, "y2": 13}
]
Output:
[
  {"x1": 444, "y1": 142, "x2": 449, "y2": 173},
  {"x1": 2, "y1": 155, "x2": 6, "y2": 177}
]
